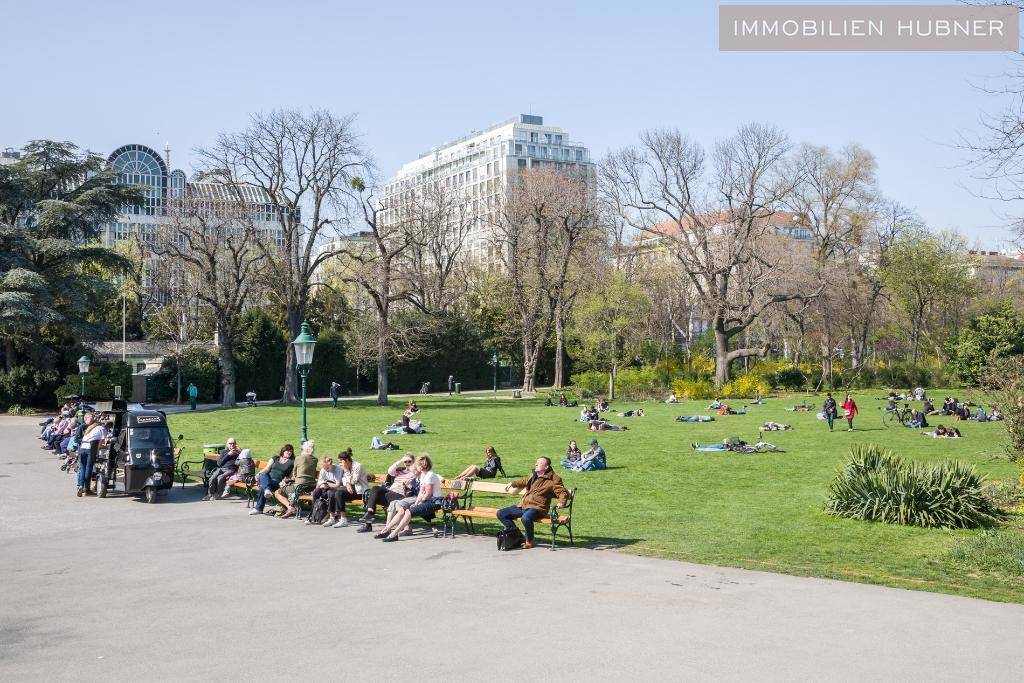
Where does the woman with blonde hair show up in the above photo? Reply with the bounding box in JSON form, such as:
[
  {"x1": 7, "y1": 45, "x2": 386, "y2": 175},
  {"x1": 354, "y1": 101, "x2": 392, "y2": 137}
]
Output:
[{"x1": 376, "y1": 454, "x2": 443, "y2": 542}]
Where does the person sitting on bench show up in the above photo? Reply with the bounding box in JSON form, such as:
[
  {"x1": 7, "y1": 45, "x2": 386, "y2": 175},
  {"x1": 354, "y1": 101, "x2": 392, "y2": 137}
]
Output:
[
  {"x1": 275, "y1": 440, "x2": 317, "y2": 519},
  {"x1": 309, "y1": 455, "x2": 342, "y2": 526},
  {"x1": 357, "y1": 454, "x2": 418, "y2": 533},
  {"x1": 376, "y1": 454, "x2": 442, "y2": 542},
  {"x1": 327, "y1": 449, "x2": 367, "y2": 528},
  {"x1": 676, "y1": 415, "x2": 714, "y2": 422},
  {"x1": 454, "y1": 445, "x2": 506, "y2": 481},
  {"x1": 249, "y1": 444, "x2": 294, "y2": 515},
  {"x1": 560, "y1": 440, "x2": 582, "y2": 469},
  {"x1": 203, "y1": 436, "x2": 241, "y2": 500},
  {"x1": 497, "y1": 457, "x2": 570, "y2": 550}
]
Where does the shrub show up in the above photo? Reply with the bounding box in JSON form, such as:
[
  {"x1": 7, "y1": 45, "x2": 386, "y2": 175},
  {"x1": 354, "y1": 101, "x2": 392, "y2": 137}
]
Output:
[
  {"x1": 672, "y1": 378, "x2": 716, "y2": 400},
  {"x1": 547, "y1": 388, "x2": 580, "y2": 403},
  {"x1": 0, "y1": 366, "x2": 62, "y2": 410},
  {"x1": 775, "y1": 366, "x2": 808, "y2": 391},
  {"x1": 945, "y1": 530, "x2": 1024, "y2": 577},
  {"x1": 615, "y1": 366, "x2": 661, "y2": 399},
  {"x1": 825, "y1": 445, "x2": 1003, "y2": 529},
  {"x1": 571, "y1": 370, "x2": 607, "y2": 398},
  {"x1": 721, "y1": 374, "x2": 771, "y2": 399}
]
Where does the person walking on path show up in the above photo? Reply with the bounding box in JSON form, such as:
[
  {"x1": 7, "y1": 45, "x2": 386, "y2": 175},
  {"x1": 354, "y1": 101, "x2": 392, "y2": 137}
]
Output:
[
  {"x1": 448, "y1": 374, "x2": 454, "y2": 395},
  {"x1": 187, "y1": 383, "x2": 198, "y2": 411},
  {"x1": 842, "y1": 393, "x2": 859, "y2": 432},
  {"x1": 330, "y1": 381, "x2": 340, "y2": 409},
  {"x1": 823, "y1": 393, "x2": 838, "y2": 432}
]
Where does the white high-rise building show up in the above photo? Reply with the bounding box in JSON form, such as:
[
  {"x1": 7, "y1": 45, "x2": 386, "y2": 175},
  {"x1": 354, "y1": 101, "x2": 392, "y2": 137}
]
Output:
[{"x1": 380, "y1": 114, "x2": 594, "y2": 260}]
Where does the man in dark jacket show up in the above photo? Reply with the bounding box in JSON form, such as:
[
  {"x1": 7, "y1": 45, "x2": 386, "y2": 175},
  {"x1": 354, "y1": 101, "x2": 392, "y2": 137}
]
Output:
[
  {"x1": 330, "y1": 381, "x2": 340, "y2": 408},
  {"x1": 497, "y1": 457, "x2": 570, "y2": 549},
  {"x1": 204, "y1": 437, "x2": 241, "y2": 500}
]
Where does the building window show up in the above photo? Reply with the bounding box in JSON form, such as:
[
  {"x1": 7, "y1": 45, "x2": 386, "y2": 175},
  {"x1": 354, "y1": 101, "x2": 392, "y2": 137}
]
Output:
[
  {"x1": 517, "y1": 159, "x2": 527, "y2": 169},
  {"x1": 530, "y1": 132, "x2": 538, "y2": 142},
  {"x1": 515, "y1": 143, "x2": 522, "y2": 155},
  {"x1": 527, "y1": 145, "x2": 536, "y2": 157},
  {"x1": 555, "y1": 134, "x2": 563, "y2": 145},
  {"x1": 545, "y1": 133, "x2": 552, "y2": 144},
  {"x1": 541, "y1": 147, "x2": 549, "y2": 158},
  {"x1": 575, "y1": 149, "x2": 583, "y2": 161}
]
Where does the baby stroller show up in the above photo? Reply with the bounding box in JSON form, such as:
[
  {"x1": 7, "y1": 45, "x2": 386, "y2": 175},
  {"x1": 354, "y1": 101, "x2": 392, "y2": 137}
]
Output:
[
  {"x1": 245, "y1": 391, "x2": 257, "y2": 407},
  {"x1": 419, "y1": 381, "x2": 430, "y2": 395}
]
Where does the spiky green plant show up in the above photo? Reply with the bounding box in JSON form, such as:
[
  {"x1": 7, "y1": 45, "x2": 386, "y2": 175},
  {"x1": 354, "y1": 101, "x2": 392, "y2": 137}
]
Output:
[{"x1": 826, "y1": 445, "x2": 1004, "y2": 529}]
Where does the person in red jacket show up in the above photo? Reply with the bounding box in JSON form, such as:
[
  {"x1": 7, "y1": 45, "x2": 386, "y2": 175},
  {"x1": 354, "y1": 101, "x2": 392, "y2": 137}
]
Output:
[{"x1": 842, "y1": 393, "x2": 858, "y2": 431}]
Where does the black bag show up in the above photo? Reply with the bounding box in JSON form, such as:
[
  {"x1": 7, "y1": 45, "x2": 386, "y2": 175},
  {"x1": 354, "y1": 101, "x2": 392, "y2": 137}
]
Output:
[
  {"x1": 308, "y1": 493, "x2": 330, "y2": 525},
  {"x1": 497, "y1": 525, "x2": 525, "y2": 551}
]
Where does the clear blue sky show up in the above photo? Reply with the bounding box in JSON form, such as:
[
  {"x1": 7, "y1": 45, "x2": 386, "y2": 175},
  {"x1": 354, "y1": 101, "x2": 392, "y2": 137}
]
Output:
[{"x1": 2, "y1": 0, "x2": 1020, "y2": 247}]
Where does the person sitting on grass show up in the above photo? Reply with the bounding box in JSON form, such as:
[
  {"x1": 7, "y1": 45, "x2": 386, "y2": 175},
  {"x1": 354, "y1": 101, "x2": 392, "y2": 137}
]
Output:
[
  {"x1": 617, "y1": 408, "x2": 646, "y2": 418},
  {"x1": 707, "y1": 397, "x2": 724, "y2": 410},
  {"x1": 989, "y1": 407, "x2": 1005, "y2": 421},
  {"x1": 203, "y1": 437, "x2": 241, "y2": 501},
  {"x1": 249, "y1": 444, "x2": 294, "y2": 516},
  {"x1": 664, "y1": 393, "x2": 680, "y2": 404},
  {"x1": 497, "y1": 457, "x2": 570, "y2": 550},
  {"x1": 453, "y1": 445, "x2": 506, "y2": 481},
  {"x1": 574, "y1": 438, "x2": 606, "y2": 471},
  {"x1": 545, "y1": 396, "x2": 554, "y2": 406},
  {"x1": 676, "y1": 415, "x2": 714, "y2": 423},
  {"x1": 376, "y1": 454, "x2": 442, "y2": 542},
  {"x1": 407, "y1": 401, "x2": 419, "y2": 414},
  {"x1": 717, "y1": 404, "x2": 746, "y2": 415},
  {"x1": 558, "y1": 394, "x2": 568, "y2": 407},
  {"x1": 327, "y1": 449, "x2": 367, "y2": 528},
  {"x1": 560, "y1": 440, "x2": 582, "y2": 468},
  {"x1": 357, "y1": 454, "x2": 418, "y2": 533},
  {"x1": 598, "y1": 398, "x2": 610, "y2": 412},
  {"x1": 923, "y1": 397, "x2": 936, "y2": 415},
  {"x1": 579, "y1": 405, "x2": 598, "y2": 422},
  {"x1": 309, "y1": 455, "x2": 342, "y2": 526},
  {"x1": 907, "y1": 409, "x2": 928, "y2": 429},
  {"x1": 275, "y1": 440, "x2": 317, "y2": 519}
]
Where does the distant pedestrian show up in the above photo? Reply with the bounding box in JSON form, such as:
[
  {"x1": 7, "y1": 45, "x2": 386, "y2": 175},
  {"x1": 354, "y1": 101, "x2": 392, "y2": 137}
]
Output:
[
  {"x1": 448, "y1": 374, "x2": 454, "y2": 395},
  {"x1": 842, "y1": 393, "x2": 858, "y2": 432},
  {"x1": 330, "y1": 381, "x2": 340, "y2": 409},
  {"x1": 823, "y1": 393, "x2": 838, "y2": 432},
  {"x1": 187, "y1": 383, "x2": 198, "y2": 411}
]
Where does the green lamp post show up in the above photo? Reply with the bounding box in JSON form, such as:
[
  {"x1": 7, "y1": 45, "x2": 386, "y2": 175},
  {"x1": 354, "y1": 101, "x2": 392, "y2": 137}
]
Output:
[
  {"x1": 490, "y1": 352, "x2": 499, "y2": 393},
  {"x1": 291, "y1": 321, "x2": 317, "y2": 443},
  {"x1": 77, "y1": 355, "x2": 91, "y2": 400}
]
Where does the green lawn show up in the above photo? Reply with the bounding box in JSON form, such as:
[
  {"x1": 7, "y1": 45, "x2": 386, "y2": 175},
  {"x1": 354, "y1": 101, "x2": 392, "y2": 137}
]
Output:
[{"x1": 167, "y1": 392, "x2": 1024, "y2": 603}]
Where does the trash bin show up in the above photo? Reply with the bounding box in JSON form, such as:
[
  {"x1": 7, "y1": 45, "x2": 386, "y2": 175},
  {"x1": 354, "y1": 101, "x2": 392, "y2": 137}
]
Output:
[
  {"x1": 454, "y1": 382, "x2": 461, "y2": 394},
  {"x1": 512, "y1": 389, "x2": 522, "y2": 399}
]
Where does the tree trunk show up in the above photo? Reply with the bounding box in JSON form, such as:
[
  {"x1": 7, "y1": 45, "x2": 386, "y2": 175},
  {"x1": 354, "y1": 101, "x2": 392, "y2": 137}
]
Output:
[
  {"x1": 217, "y1": 333, "x2": 237, "y2": 409},
  {"x1": 522, "y1": 335, "x2": 539, "y2": 393},
  {"x1": 282, "y1": 307, "x2": 302, "y2": 403},
  {"x1": 4, "y1": 338, "x2": 14, "y2": 372},
  {"x1": 553, "y1": 306, "x2": 565, "y2": 389},
  {"x1": 608, "y1": 363, "x2": 617, "y2": 400},
  {"x1": 714, "y1": 328, "x2": 731, "y2": 387},
  {"x1": 376, "y1": 311, "x2": 389, "y2": 406}
]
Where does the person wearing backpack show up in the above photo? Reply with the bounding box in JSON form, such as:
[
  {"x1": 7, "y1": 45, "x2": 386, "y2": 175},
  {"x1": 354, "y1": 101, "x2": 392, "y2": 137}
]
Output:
[{"x1": 497, "y1": 457, "x2": 570, "y2": 550}]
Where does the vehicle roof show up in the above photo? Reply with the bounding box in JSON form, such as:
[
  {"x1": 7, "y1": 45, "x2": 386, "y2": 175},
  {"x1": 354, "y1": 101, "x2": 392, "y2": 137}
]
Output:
[{"x1": 125, "y1": 411, "x2": 169, "y2": 427}]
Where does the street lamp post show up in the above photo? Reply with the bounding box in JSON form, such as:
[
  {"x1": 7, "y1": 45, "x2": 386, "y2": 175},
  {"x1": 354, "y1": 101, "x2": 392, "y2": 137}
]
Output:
[
  {"x1": 291, "y1": 321, "x2": 317, "y2": 444},
  {"x1": 77, "y1": 355, "x2": 91, "y2": 401},
  {"x1": 490, "y1": 352, "x2": 499, "y2": 393}
]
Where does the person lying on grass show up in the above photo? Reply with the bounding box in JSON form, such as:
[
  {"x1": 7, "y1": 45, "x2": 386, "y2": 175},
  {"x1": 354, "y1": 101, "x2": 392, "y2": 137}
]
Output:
[
  {"x1": 588, "y1": 418, "x2": 627, "y2": 431},
  {"x1": 382, "y1": 418, "x2": 425, "y2": 435},
  {"x1": 717, "y1": 404, "x2": 746, "y2": 415},
  {"x1": 761, "y1": 421, "x2": 791, "y2": 431},
  {"x1": 785, "y1": 402, "x2": 814, "y2": 412},
  {"x1": 498, "y1": 457, "x2": 571, "y2": 549},
  {"x1": 453, "y1": 445, "x2": 505, "y2": 481},
  {"x1": 676, "y1": 415, "x2": 714, "y2": 422},
  {"x1": 922, "y1": 425, "x2": 963, "y2": 438},
  {"x1": 617, "y1": 408, "x2": 645, "y2": 417},
  {"x1": 691, "y1": 438, "x2": 740, "y2": 452}
]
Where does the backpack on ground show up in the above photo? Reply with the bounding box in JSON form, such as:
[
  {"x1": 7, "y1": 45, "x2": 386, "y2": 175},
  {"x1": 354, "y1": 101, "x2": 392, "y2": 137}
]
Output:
[
  {"x1": 308, "y1": 494, "x2": 330, "y2": 525},
  {"x1": 497, "y1": 525, "x2": 525, "y2": 551}
]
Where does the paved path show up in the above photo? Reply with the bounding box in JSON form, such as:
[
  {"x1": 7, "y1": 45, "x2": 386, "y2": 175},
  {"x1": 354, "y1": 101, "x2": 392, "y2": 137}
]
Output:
[{"x1": 1, "y1": 416, "x2": 1022, "y2": 681}]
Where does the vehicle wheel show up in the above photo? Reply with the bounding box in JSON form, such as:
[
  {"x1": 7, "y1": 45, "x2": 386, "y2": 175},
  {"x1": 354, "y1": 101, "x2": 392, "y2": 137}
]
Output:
[
  {"x1": 144, "y1": 487, "x2": 157, "y2": 504},
  {"x1": 96, "y1": 477, "x2": 108, "y2": 498},
  {"x1": 882, "y1": 412, "x2": 898, "y2": 428}
]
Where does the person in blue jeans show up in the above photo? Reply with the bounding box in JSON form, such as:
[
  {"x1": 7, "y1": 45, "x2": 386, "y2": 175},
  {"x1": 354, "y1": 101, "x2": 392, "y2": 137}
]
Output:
[
  {"x1": 497, "y1": 457, "x2": 570, "y2": 549},
  {"x1": 76, "y1": 413, "x2": 107, "y2": 497},
  {"x1": 249, "y1": 444, "x2": 294, "y2": 515}
]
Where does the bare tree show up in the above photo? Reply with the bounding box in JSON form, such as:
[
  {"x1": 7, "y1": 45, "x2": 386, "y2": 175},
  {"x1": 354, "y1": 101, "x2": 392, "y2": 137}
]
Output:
[
  {"x1": 335, "y1": 177, "x2": 419, "y2": 406},
  {"x1": 153, "y1": 183, "x2": 265, "y2": 407},
  {"x1": 200, "y1": 109, "x2": 367, "y2": 403},
  {"x1": 602, "y1": 124, "x2": 819, "y2": 386},
  {"x1": 405, "y1": 181, "x2": 473, "y2": 314},
  {"x1": 490, "y1": 169, "x2": 598, "y2": 393}
]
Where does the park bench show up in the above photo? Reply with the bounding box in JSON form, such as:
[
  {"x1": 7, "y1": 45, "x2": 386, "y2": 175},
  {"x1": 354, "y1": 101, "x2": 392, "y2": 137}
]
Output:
[
  {"x1": 202, "y1": 454, "x2": 468, "y2": 536},
  {"x1": 450, "y1": 480, "x2": 576, "y2": 549}
]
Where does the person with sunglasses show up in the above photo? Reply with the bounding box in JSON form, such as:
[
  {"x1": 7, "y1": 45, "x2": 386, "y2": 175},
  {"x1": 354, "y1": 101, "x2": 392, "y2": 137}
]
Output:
[{"x1": 356, "y1": 453, "x2": 419, "y2": 533}]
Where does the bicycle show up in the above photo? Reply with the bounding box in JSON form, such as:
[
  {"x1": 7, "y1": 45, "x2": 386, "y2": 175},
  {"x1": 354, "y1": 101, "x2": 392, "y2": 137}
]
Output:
[{"x1": 882, "y1": 403, "x2": 912, "y2": 428}]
